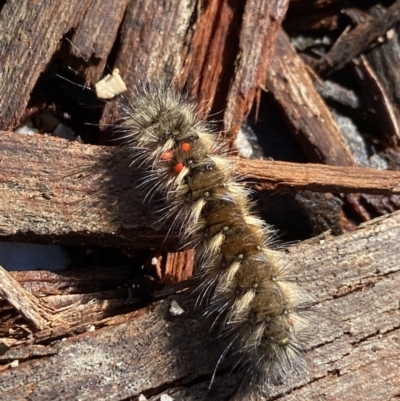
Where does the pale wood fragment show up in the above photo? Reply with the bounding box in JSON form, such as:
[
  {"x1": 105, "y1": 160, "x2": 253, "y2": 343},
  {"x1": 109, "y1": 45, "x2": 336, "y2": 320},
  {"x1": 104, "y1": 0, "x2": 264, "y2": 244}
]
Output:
[{"x1": 0, "y1": 266, "x2": 49, "y2": 330}]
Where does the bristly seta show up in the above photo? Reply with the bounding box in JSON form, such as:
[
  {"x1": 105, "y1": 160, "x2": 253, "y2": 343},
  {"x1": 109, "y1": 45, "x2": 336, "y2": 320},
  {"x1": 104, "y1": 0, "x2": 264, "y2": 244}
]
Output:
[{"x1": 117, "y1": 82, "x2": 312, "y2": 390}]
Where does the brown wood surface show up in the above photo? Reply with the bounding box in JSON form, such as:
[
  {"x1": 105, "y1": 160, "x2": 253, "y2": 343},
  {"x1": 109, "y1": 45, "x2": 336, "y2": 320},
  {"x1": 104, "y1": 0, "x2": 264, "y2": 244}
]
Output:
[
  {"x1": 1, "y1": 0, "x2": 400, "y2": 400},
  {"x1": 222, "y1": 0, "x2": 289, "y2": 139},
  {"x1": 0, "y1": 266, "x2": 50, "y2": 330},
  {"x1": 0, "y1": 0, "x2": 289, "y2": 139},
  {"x1": 98, "y1": 0, "x2": 289, "y2": 139},
  {"x1": 0, "y1": 212, "x2": 399, "y2": 400},
  {"x1": 284, "y1": 0, "x2": 346, "y2": 32},
  {"x1": 0, "y1": 0, "x2": 94, "y2": 130},
  {"x1": 266, "y1": 29, "x2": 356, "y2": 166},
  {"x1": 68, "y1": 0, "x2": 130, "y2": 84},
  {"x1": 316, "y1": 0, "x2": 400, "y2": 75},
  {"x1": 1, "y1": 131, "x2": 400, "y2": 249},
  {"x1": 0, "y1": 266, "x2": 140, "y2": 344}
]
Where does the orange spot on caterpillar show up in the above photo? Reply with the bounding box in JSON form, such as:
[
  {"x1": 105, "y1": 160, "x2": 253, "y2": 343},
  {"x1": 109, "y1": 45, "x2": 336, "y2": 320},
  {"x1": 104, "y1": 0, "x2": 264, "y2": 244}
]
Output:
[
  {"x1": 181, "y1": 142, "x2": 190, "y2": 152},
  {"x1": 174, "y1": 162, "x2": 184, "y2": 173},
  {"x1": 160, "y1": 149, "x2": 174, "y2": 161}
]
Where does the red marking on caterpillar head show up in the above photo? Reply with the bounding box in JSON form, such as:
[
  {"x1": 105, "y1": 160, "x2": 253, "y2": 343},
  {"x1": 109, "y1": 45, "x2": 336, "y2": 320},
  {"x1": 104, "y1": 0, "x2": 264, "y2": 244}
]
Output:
[
  {"x1": 160, "y1": 149, "x2": 174, "y2": 161},
  {"x1": 181, "y1": 142, "x2": 190, "y2": 152},
  {"x1": 174, "y1": 163, "x2": 184, "y2": 173}
]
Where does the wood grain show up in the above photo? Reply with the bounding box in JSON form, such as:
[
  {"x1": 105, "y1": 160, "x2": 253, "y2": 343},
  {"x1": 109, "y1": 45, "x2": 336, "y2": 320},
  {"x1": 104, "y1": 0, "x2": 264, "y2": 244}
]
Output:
[
  {"x1": 1, "y1": 131, "x2": 400, "y2": 249},
  {"x1": 1, "y1": 1, "x2": 399, "y2": 399},
  {"x1": 267, "y1": 30, "x2": 355, "y2": 166},
  {"x1": 0, "y1": 211, "x2": 399, "y2": 400},
  {"x1": 0, "y1": 0, "x2": 94, "y2": 130},
  {"x1": 317, "y1": 0, "x2": 400, "y2": 75}
]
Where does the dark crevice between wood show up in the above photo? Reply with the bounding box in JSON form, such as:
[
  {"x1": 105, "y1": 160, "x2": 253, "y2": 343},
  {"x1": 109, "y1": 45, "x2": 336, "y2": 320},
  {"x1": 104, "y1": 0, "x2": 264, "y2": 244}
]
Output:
[
  {"x1": 350, "y1": 325, "x2": 400, "y2": 348},
  {"x1": 130, "y1": 369, "x2": 234, "y2": 401},
  {"x1": 333, "y1": 270, "x2": 399, "y2": 300}
]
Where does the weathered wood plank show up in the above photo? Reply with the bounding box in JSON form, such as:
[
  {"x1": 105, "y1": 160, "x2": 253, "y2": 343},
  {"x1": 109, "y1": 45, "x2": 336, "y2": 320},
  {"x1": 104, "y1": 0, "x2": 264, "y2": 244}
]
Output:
[
  {"x1": 97, "y1": 0, "x2": 199, "y2": 137},
  {"x1": 0, "y1": 212, "x2": 399, "y2": 400},
  {"x1": 1, "y1": 132, "x2": 400, "y2": 248},
  {"x1": 0, "y1": 131, "x2": 162, "y2": 249}
]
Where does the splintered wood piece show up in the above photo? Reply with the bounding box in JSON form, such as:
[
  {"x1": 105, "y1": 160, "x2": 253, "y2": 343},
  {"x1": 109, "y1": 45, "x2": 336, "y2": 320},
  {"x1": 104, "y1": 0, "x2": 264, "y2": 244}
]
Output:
[
  {"x1": 8, "y1": 267, "x2": 135, "y2": 297},
  {"x1": 266, "y1": 29, "x2": 356, "y2": 166},
  {"x1": 100, "y1": 0, "x2": 289, "y2": 140},
  {"x1": 0, "y1": 130, "x2": 176, "y2": 249},
  {"x1": 163, "y1": 250, "x2": 195, "y2": 285},
  {"x1": 222, "y1": 0, "x2": 290, "y2": 139},
  {"x1": 182, "y1": 0, "x2": 246, "y2": 108},
  {"x1": 236, "y1": 158, "x2": 400, "y2": 194},
  {"x1": 0, "y1": 266, "x2": 49, "y2": 330},
  {"x1": 68, "y1": 0, "x2": 130, "y2": 84},
  {"x1": 110, "y1": 0, "x2": 196, "y2": 88},
  {"x1": 354, "y1": 35, "x2": 400, "y2": 147},
  {"x1": 95, "y1": 69, "x2": 127, "y2": 99},
  {"x1": 364, "y1": 18, "x2": 400, "y2": 117},
  {"x1": 0, "y1": 212, "x2": 398, "y2": 401},
  {"x1": 316, "y1": 0, "x2": 400, "y2": 75},
  {"x1": 0, "y1": 0, "x2": 94, "y2": 130},
  {"x1": 1, "y1": 131, "x2": 400, "y2": 248},
  {"x1": 0, "y1": 266, "x2": 143, "y2": 341},
  {"x1": 98, "y1": 0, "x2": 197, "y2": 132}
]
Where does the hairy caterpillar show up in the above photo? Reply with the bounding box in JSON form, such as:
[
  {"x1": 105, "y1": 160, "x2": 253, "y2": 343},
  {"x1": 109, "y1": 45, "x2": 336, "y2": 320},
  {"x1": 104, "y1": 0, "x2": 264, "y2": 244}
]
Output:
[{"x1": 116, "y1": 83, "x2": 311, "y2": 389}]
